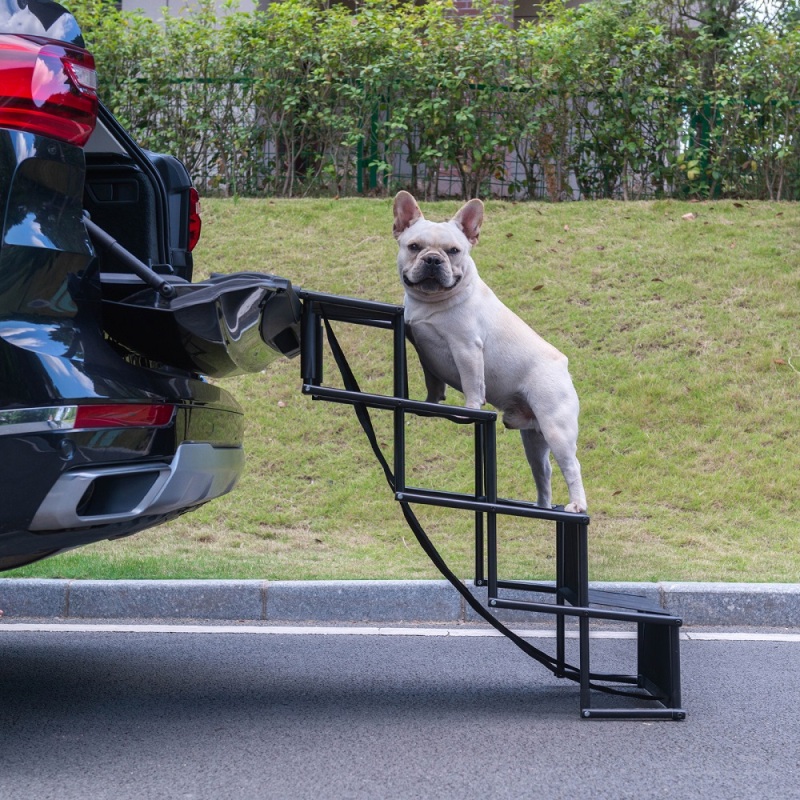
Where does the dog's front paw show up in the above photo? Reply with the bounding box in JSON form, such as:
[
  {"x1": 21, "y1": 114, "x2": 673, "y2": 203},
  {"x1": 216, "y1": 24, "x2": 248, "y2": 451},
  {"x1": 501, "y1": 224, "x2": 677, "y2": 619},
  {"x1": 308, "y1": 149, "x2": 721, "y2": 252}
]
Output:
[{"x1": 564, "y1": 502, "x2": 587, "y2": 514}]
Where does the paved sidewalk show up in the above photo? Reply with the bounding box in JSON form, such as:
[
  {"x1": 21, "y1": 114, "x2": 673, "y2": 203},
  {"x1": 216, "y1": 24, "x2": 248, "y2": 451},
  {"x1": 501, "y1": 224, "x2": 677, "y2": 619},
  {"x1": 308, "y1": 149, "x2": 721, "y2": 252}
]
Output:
[{"x1": 1, "y1": 578, "x2": 799, "y2": 627}]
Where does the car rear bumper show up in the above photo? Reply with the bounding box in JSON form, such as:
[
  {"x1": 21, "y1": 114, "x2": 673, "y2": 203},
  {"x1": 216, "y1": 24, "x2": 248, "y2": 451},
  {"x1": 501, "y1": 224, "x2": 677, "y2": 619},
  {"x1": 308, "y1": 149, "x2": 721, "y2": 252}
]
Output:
[{"x1": 29, "y1": 442, "x2": 243, "y2": 531}]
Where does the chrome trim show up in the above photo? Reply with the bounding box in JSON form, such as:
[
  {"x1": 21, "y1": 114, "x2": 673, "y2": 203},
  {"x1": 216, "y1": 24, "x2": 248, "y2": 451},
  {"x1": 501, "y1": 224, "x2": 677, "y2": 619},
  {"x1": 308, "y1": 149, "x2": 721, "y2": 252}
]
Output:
[
  {"x1": 0, "y1": 406, "x2": 77, "y2": 435},
  {"x1": 29, "y1": 443, "x2": 244, "y2": 531}
]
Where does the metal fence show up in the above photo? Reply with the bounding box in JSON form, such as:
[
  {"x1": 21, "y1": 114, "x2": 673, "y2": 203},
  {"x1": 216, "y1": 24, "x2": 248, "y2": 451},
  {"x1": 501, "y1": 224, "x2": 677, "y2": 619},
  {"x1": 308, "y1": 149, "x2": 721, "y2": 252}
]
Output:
[{"x1": 127, "y1": 84, "x2": 799, "y2": 202}]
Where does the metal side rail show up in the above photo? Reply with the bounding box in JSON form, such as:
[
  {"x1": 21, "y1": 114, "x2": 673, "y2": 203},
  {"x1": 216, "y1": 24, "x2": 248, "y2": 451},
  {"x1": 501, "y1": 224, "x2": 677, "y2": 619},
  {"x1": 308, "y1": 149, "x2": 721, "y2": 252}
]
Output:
[{"x1": 298, "y1": 289, "x2": 685, "y2": 721}]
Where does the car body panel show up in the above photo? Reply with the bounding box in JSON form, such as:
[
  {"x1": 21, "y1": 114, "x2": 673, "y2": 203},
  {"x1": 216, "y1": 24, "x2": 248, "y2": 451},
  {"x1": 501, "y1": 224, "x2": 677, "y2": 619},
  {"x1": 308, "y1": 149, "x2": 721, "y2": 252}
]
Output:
[
  {"x1": 0, "y1": 0, "x2": 85, "y2": 46},
  {"x1": 0, "y1": 1, "x2": 301, "y2": 571}
]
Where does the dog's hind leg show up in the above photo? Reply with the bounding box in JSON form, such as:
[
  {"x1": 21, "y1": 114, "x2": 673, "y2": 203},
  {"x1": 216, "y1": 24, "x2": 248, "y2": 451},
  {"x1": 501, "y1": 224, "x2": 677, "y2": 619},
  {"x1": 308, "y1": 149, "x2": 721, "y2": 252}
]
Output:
[
  {"x1": 520, "y1": 428, "x2": 553, "y2": 509},
  {"x1": 539, "y1": 422, "x2": 587, "y2": 514}
]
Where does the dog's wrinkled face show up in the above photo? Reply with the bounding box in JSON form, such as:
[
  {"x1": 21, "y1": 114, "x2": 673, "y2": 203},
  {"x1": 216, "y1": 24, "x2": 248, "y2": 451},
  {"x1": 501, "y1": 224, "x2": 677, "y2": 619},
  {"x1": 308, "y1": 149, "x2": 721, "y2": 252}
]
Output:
[{"x1": 393, "y1": 191, "x2": 483, "y2": 300}]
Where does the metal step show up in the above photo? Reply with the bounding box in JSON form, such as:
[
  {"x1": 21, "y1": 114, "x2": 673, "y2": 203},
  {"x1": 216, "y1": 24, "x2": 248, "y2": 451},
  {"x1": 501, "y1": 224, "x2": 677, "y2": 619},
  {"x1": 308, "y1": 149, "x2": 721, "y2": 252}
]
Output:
[{"x1": 297, "y1": 289, "x2": 685, "y2": 720}]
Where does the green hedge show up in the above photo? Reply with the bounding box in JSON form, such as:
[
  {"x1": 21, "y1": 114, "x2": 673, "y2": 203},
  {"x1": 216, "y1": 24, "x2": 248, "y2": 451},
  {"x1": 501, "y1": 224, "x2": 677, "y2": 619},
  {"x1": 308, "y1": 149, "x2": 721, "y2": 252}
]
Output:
[{"x1": 68, "y1": 0, "x2": 800, "y2": 200}]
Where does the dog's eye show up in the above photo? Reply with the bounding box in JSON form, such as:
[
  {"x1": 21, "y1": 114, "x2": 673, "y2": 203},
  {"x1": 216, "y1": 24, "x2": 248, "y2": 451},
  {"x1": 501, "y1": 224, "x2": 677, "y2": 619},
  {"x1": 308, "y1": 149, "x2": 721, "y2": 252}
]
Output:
[
  {"x1": 408, "y1": 243, "x2": 420, "y2": 252},
  {"x1": 447, "y1": 247, "x2": 460, "y2": 255}
]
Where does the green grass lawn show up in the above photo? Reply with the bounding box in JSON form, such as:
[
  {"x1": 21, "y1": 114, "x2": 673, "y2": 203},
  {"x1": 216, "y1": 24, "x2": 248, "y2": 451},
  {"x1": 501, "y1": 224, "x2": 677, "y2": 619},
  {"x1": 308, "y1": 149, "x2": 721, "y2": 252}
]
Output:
[{"x1": 8, "y1": 198, "x2": 800, "y2": 583}]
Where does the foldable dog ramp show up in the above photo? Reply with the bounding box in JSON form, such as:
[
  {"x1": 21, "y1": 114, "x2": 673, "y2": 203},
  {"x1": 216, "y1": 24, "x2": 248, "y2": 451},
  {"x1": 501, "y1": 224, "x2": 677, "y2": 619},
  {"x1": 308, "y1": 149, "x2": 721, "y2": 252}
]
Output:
[{"x1": 298, "y1": 289, "x2": 685, "y2": 721}]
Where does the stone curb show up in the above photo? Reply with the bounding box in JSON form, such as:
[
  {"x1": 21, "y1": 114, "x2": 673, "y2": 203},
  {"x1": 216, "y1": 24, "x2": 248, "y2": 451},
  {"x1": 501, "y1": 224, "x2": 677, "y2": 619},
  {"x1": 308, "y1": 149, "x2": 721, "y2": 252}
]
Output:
[{"x1": 1, "y1": 579, "x2": 799, "y2": 627}]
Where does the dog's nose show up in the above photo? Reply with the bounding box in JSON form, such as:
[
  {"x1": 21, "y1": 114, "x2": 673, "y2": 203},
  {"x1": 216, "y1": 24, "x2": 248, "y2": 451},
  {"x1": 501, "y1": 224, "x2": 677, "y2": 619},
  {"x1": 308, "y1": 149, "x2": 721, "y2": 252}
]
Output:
[{"x1": 423, "y1": 253, "x2": 443, "y2": 267}]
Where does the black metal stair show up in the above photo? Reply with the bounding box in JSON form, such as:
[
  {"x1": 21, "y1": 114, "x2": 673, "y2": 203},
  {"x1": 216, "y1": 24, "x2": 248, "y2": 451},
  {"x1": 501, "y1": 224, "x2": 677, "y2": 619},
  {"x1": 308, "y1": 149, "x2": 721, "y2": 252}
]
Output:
[{"x1": 298, "y1": 289, "x2": 685, "y2": 721}]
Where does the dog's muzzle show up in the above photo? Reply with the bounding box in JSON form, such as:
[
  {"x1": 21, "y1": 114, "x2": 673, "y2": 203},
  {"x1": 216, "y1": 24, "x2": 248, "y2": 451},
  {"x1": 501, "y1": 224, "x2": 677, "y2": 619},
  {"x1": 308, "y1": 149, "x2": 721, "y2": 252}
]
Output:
[{"x1": 404, "y1": 253, "x2": 460, "y2": 293}]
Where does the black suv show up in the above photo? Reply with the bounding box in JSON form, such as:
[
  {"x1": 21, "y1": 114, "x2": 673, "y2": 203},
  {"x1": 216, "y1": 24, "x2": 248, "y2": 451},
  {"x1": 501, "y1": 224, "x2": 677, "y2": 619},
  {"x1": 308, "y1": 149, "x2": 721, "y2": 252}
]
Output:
[{"x1": 0, "y1": 0, "x2": 300, "y2": 571}]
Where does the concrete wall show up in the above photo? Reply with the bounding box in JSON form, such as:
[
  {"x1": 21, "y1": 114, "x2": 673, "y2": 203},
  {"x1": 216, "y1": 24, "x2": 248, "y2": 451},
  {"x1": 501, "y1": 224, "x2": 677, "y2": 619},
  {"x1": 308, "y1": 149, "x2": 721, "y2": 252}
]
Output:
[{"x1": 119, "y1": 0, "x2": 266, "y2": 21}]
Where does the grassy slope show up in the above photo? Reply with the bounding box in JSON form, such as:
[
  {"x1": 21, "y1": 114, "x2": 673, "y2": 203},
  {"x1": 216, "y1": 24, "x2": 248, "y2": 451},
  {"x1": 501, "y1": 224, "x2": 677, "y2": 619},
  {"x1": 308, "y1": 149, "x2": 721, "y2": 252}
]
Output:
[{"x1": 9, "y1": 198, "x2": 800, "y2": 583}]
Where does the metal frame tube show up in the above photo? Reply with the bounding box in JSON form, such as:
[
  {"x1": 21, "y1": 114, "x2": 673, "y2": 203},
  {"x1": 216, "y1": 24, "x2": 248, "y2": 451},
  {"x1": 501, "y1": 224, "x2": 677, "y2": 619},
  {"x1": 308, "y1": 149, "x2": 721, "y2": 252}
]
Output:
[{"x1": 296, "y1": 290, "x2": 684, "y2": 721}]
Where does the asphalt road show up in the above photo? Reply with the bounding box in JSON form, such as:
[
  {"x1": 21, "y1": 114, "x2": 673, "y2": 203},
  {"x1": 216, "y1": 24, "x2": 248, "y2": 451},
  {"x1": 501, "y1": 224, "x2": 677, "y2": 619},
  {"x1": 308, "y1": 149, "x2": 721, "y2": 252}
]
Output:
[{"x1": 0, "y1": 625, "x2": 798, "y2": 800}]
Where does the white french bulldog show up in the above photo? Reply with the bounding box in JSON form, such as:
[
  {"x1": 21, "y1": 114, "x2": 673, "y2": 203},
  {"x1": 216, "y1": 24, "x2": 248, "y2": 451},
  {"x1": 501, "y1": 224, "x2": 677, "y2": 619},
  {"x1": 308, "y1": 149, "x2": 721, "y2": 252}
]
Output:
[{"x1": 393, "y1": 190, "x2": 587, "y2": 514}]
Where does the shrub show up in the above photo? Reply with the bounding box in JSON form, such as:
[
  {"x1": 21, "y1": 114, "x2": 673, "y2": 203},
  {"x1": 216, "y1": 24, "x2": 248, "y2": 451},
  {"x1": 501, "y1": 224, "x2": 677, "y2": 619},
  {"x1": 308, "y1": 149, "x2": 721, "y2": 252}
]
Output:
[{"x1": 66, "y1": 0, "x2": 800, "y2": 200}]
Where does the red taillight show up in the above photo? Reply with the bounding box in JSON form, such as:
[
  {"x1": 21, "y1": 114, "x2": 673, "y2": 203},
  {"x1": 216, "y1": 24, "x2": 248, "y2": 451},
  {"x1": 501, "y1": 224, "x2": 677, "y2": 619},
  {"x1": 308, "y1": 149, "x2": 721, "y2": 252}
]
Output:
[
  {"x1": 74, "y1": 404, "x2": 175, "y2": 429},
  {"x1": 0, "y1": 34, "x2": 98, "y2": 146},
  {"x1": 188, "y1": 187, "x2": 202, "y2": 251}
]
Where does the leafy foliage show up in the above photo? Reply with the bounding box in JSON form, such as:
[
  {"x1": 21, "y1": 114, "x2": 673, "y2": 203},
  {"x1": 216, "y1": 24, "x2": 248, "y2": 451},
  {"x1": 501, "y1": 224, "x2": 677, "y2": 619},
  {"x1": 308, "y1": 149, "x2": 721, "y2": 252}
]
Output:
[{"x1": 67, "y1": 0, "x2": 800, "y2": 200}]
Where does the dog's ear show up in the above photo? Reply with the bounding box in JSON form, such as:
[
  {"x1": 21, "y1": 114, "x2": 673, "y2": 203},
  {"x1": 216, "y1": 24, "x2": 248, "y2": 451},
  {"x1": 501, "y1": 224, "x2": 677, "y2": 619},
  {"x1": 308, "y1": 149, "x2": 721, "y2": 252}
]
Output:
[
  {"x1": 393, "y1": 191, "x2": 423, "y2": 239},
  {"x1": 453, "y1": 199, "x2": 484, "y2": 245}
]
